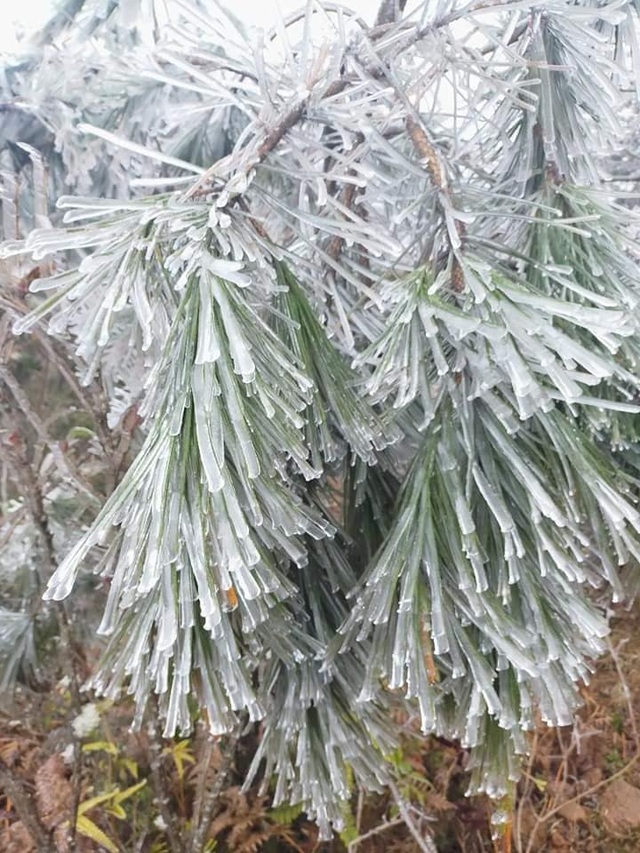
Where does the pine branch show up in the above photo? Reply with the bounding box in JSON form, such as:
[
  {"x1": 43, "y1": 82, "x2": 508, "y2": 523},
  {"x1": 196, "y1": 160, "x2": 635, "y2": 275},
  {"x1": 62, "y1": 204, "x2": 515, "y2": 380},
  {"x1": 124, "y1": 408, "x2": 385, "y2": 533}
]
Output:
[
  {"x1": 185, "y1": 1, "x2": 522, "y2": 202},
  {"x1": 4, "y1": 1, "x2": 640, "y2": 842}
]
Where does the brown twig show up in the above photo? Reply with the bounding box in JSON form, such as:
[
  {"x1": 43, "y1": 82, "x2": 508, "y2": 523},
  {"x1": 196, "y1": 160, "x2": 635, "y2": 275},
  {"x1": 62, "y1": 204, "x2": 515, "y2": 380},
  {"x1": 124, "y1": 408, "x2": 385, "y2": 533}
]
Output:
[
  {"x1": 110, "y1": 402, "x2": 142, "y2": 486},
  {"x1": 607, "y1": 636, "x2": 640, "y2": 751},
  {"x1": 190, "y1": 728, "x2": 240, "y2": 853},
  {"x1": 326, "y1": 181, "x2": 361, "y2": 262},
  {"x1": 514, "y1": 728, "x2": 539, "y2": 853},
  {"x1": 348, "y1": 816, "x2": 405, "y2": 852},
  {"x1": 388, "y1": 779, "x2": 438, "y2": 853},
  {"x1": 405, "y1": 117, "x2": 446, "y2": 191},
  {"x1": 405, "y1": 116, "x2": 466, "y2": 291},
  {"x1": 186, "y1": 80, "x2": 348, "y2": 200}
]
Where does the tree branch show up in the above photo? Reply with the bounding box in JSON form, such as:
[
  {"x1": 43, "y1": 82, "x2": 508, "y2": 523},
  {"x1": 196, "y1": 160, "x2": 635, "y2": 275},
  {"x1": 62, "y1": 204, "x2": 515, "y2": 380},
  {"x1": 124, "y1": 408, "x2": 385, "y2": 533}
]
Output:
[
  {"x1": 405, "y1": 116, "x2": 466, "y2": 291},
  {"x1": 375, "y1": 0, "x2": 408, "y2": 26},
  {"x1": 185, "y1": 0, "x2": 517, "y2": 202}
]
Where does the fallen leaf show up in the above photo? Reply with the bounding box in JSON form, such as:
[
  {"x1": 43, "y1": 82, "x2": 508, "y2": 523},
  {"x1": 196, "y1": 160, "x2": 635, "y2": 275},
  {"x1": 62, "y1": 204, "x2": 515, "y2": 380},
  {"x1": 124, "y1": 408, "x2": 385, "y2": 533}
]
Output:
[
  {"x1": 549, "y1": 828, "x2": 570, "y2": 849},
  {"x1": 557, "y1": 800, "x2": 588, "y2": 823},
  {"x1": 35, "y1": 754, "x2": 72, "y2": 830},
  {"x1": 583, "y1": 767, "x2": 603, "y2": 787},
  {"x1": 600, "y1": 779, "x2": 640, "y2": 833},
  {"x1": 0, "y1": 821, "x2": 36, "y2": 853}
]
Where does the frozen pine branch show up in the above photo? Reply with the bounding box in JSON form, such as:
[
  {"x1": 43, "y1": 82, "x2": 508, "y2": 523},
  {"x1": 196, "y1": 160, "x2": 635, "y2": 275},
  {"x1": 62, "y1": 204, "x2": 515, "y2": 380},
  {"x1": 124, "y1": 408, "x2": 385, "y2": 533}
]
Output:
[{"x1": 3, "y1": 0, "x2": 640, "y2": 840}]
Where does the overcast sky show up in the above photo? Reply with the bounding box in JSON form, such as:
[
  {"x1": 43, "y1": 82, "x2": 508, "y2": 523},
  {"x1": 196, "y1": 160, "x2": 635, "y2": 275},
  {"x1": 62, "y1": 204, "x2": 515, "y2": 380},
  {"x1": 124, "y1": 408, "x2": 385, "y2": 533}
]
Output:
[
  {"x1": 1, "y1": 0, "x2": 50, "y2": 52},
  {"x1": 0, "y1": 0, "x2": 374, "y2": 54}
]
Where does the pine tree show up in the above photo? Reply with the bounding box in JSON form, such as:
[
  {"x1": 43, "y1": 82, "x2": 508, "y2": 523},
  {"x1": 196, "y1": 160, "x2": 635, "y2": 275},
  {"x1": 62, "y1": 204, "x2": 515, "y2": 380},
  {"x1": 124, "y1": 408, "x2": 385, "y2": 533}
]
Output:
[{"x1": 3, "y1": 0, "x2": 640, "y2": 840}]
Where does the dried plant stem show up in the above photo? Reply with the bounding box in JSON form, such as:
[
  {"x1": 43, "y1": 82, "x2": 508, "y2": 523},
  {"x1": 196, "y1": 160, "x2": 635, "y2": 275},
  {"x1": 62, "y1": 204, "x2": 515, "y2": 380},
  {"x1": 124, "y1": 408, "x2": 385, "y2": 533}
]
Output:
[
  {"x1": 62, "y1": 747, "x2": 81, "y2": 852},
  {"x1": 190, "y1": 728, "x2": 239, "y2": 853},
  {"x1": 188, "y1": 732, "x2": 215, "y2": 844},
  {"x1": 0, "y1": 760, "x2": 54, "y2": 852},
  {"x1": 405, "y1": 115, "x2": 466, "y2": 291},
  {"x1": 355, "y1": 785, "x2": 365, "y2": 836},
  {"x1": 388, "y1": 780, "x2": 438, "y2": 853},
  {"x1": 57, "y1": 603, "x2": 83, "y2": 853},
  {"x1": 348, "y1": 816, "x2": 405, "y2": 852},
  {"x1": 607, "y1": 636, "x2": 640, "y2": 751},
  {"x1": 514, "y1": 728, "x2": 539, "y2": 853}
]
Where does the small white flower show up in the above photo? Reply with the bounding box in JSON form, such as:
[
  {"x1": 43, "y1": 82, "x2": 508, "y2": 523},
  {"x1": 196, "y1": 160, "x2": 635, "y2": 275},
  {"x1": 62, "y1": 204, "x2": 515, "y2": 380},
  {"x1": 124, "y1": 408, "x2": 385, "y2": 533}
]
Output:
[
  {"x1": 153, "y1": 815, "x2": 168, "y2": 831},
  {"x1": 61, "y1": 744, "x2": 75, "y2": 765},
  {"x1": 71, "y1": 703, "x2": 101, "y2": 738}
]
